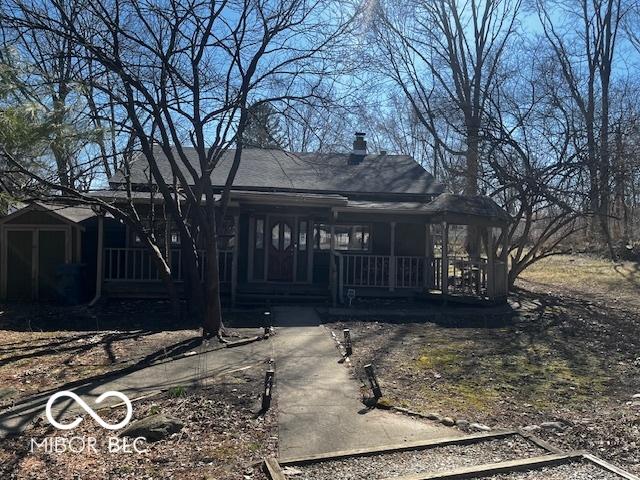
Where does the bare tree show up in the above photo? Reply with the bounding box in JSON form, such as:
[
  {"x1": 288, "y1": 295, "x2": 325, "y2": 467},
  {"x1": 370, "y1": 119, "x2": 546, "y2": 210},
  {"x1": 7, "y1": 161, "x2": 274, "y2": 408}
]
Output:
[
  {"x1": 1, "y1": 0, "x2": 352, "y2": 337},
  {"x1": 537, "y1": 0, "x2": 625, "y2": 258},
  {"x1": 372, "y1": 0, "x2": 521, "y2": 196}
]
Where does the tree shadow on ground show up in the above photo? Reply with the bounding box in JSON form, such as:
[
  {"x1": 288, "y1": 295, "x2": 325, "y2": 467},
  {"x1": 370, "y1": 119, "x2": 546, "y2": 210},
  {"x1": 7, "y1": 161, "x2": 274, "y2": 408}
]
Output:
[
  {"x1": 331, "y1": 286, "x2": 639, "y2": 410},
  {"x1": 0, "y1": 299, "x2": 201, "y2": 333},
  {"x1": 0, "y1": 330, "x2": 157, "y2": 368}
]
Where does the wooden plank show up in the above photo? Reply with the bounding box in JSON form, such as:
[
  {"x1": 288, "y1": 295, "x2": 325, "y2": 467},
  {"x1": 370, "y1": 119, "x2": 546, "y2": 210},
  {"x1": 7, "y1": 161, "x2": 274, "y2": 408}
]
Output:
[
  {"x1": 263, "y1": 457, "x2": 286, "y2": 480},
  {"x1": 517, "y1": 429, "x2": 565, "y2": 454},
  {"x1": 279, "y1": 430, "x2": 519, "y2": 466},
  {"x1": 582, "y1": 453, "x2": 640, "y2": 480},
  {"x1": 384, "y1": 453, "x2": 582, "y2": 480}
]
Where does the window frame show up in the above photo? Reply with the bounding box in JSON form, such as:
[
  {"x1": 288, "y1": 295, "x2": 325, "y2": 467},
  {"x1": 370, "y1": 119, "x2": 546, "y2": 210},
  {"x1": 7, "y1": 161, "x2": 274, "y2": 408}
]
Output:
[{"x1": 313, "y1": 222, "x2": 372, "y2": 252}]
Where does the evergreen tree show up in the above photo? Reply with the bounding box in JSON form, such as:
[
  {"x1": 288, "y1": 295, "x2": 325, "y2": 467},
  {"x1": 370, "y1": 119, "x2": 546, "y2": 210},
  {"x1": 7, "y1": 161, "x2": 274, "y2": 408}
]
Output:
[{"x1": 243, "y1": 102, "x2": 284, "y2": 149}]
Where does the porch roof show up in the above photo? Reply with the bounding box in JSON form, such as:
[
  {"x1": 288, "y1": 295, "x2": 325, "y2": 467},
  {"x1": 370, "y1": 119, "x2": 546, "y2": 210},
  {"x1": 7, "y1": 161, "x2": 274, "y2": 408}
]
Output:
[{"x1": 334, "y1": 193, "x2": 511, "y2": 226}]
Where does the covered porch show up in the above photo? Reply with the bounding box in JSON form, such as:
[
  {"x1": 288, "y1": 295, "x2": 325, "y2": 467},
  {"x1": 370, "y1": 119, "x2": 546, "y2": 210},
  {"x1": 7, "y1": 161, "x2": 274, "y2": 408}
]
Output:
[
  {"x1": 329, "y1": 194, "x2": 511, "y2": 305},
  {"x1": 95, "y1": 192, "x2": 510, "y2": 305}
]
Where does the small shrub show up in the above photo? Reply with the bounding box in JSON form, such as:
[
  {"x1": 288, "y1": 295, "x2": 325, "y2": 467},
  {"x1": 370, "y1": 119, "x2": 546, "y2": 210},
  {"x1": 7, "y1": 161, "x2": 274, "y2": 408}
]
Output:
[{"x1": 167, "y1": 386, "x2": 188, "y2": 398}]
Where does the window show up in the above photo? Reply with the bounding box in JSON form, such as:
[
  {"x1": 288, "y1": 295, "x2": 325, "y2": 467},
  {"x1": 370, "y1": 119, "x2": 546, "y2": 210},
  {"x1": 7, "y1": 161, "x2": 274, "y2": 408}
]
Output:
[
  {"x1": 255, "y1": 218, "x2": 264, "y2": 249},
  {"x1": 282, "y1": 224, "x2": 291, "y2": 249},
  {"x1": 171, "y1": 231, "x2": 181, "y2": 245},
  {"x1": 313, "y1": 223, "x2": 331, "y2": 250},
  {"x1": 335, "y1": 225, "x2": 370, "y2": 251},
  {"x1": 271, "y1": 223, "x2": 280, "y2": 249},
  {"x1": 218, "y1": 217, "x2": 236, "y2": 250},
  {"x1": 299, "y1": 221, "x2": 307, "y2": 251},
  {"x1": 313, "y1": 224, "x2": 371, "y2": 251}
]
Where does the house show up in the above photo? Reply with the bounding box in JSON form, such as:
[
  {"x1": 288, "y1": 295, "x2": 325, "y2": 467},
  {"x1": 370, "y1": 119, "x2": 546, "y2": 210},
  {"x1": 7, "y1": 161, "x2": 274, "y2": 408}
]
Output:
[{"x1": 0, "y1": 134, "x2": 511, "y2": 304}]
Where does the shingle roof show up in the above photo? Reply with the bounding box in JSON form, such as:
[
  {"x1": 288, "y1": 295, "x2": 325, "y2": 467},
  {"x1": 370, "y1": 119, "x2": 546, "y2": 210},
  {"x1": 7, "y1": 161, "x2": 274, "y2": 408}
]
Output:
[
  {"x1": 0, "y1": 202, "x2": 97, "y2": 225},
  {"x1": 109, "y1": 147, "x2": 444, "y2": 196},
  {"x1": 423, "y1": 194, "x2": 511, "y2": 222},
  {"x1": 338, "y1": 194, "x2": 511, "y2": 223},
  {"x1": 34, "y1": 202, "x2": 97, "y2": 223}
]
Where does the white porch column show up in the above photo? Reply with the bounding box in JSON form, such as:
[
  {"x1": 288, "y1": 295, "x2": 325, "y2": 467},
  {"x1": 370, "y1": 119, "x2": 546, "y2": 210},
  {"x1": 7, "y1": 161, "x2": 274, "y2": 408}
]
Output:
[
  {"x1": 231, "y1": 214, "x2": 240, "y2": 306},
  {"x1": 441, "y1": 221, "x2": 449, "y2": 297},
  {"x1": 389, "y1": 221, "x2": 396, "y2": 291}
]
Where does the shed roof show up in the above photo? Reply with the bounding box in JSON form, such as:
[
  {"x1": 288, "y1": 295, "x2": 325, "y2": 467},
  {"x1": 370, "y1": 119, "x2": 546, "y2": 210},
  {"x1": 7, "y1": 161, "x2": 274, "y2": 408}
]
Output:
[
  {"x1": 0, "y1": 202, "x2": 96, "y2": 227},
  {"x1": 108, "y1": 146, "x2": 444, "y2": 197}
]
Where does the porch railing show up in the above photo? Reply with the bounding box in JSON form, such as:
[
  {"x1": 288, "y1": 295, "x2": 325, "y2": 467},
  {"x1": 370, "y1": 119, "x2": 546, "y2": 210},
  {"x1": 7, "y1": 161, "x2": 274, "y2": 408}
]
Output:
[
  {"x1": 335, "y1": 253, "x2": 489, "y2": 300},
  {"x1": 341, "y1": 254, "x2": 391, "y2": 287},
  {"x1": 104, "y1": 248, "x2": 233, "y2": 283},
  {"x1": 447, "y1": 256, "x2": 488, "y2": 296}
]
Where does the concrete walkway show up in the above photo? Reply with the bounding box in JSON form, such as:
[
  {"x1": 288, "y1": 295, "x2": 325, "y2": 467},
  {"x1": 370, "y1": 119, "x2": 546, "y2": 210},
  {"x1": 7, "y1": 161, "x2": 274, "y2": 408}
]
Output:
[
  {"x1": 2, "y1": 307, "x2": 451, "y2": 461},
  {"x1": 271, "y1": 306, "x2": 451, "y2": 460}
]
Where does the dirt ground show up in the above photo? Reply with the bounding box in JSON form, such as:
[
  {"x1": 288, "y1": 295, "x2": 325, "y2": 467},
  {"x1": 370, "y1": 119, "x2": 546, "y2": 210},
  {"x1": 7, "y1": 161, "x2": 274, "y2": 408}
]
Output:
[
  {"x1": 0, "y1": 366, "x2": 277, "y2": 479},
  {"x1": 328, "y1": 255, "x2": 640, "y2": 475},
  {"x1": 0, "y1": 301, "x2": 258, "y2": 405}
]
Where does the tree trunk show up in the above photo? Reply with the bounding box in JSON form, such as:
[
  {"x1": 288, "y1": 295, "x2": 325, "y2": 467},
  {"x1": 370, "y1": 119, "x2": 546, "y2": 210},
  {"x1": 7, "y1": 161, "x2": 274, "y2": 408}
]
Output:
[
  {"x1": 465, "y1": 123, "x2": 481, "y2": 258},
  {"x1": 201, "y1": 188, "x2": 223, "y2": 337}
]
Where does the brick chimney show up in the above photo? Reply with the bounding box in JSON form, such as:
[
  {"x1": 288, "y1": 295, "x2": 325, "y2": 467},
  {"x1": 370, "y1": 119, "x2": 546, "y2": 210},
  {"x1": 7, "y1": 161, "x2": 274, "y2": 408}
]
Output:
[{"x1": 349, "y1": 132, "x2": 367, "y2": 165}]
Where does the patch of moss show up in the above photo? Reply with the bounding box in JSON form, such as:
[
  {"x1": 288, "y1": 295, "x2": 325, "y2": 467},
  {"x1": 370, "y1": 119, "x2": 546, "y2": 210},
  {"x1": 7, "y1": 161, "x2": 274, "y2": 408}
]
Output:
[
  {"x1": 415, "y1": 342, "x2": 467, "y2": 374},
  {"x1": 409, "y1": 333, "x2": 610, "y2": 416}
]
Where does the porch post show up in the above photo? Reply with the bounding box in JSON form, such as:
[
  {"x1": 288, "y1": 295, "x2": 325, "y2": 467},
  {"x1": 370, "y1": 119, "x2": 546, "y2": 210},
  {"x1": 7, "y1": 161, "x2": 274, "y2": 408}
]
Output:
[
  {"x1": 389, "y1": 221, "x2": 396, "y2": 291},
  {"x1": 424, "y1": 224, "x2": 432, "y2": 290},
  {"x1": 292, "y1": 215, "x2": 298, "y2": 283},
  {"x1": 486, "y1": 227, "x2": 495, "y2": 299},
  {"x1": 502, "y1": 225, "x2": 509, "y2": 294},
  {"x1": 164, "y1": 214, "x2": 173, "y2": 284},
  {"x1": 263, "y1": 214, "x2": 269, "y2": 281},
  {"x1": 247, "y1": 216, "x2": 255, "y2": 282},
  {"x1": 164, "y1": 214, "x2": 171, "y2": 260},
  {"x1": 330, "y1": 224, "x2": 337, "y2": 306},
  {"x1": 76, "y1": 226, "x2": 82, "y2": 263},
  {"x1": 231, "y1": 214, "x2": 240, "y2": 306},
  {"x1": 89, "y1": 213, "x2": 104, "y2": 306},
  {"x1": 306, "y1": 220, "x2": 313, "y2": 283},
  {"x1": 441, "y1": 221, "x2": 449, "y2": 298}
]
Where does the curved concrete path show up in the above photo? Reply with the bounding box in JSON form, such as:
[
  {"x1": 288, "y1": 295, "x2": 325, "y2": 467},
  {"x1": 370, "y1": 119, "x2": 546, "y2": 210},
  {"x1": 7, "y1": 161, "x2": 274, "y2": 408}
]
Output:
[{"x1": 271, "y1": 306, "x2": 452, "y2": 460}]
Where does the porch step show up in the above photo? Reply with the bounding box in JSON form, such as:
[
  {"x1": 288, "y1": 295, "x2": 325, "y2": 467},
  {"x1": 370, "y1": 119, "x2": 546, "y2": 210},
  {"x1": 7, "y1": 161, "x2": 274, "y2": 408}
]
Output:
[{"x1": 235, "y1": 292, "x2": 328, "y2": 307}]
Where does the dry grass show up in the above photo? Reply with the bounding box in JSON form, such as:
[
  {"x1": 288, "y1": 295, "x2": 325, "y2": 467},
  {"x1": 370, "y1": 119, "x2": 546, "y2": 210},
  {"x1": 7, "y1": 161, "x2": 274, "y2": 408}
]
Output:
[
  {"x1": 0, "y1": 302, "x2": 260, "y2": 404},
  {"x1": 329, "y1": 254, "x2": 640, "y2": 474},
  {"x1": 0, "y1": 370, "x2": 276, "y2": 480},
  {"x1": 519, "y1": 254, "x2": 640, "y2": 305},
  {"x1": 0, "y1": 329, "x2": 200, "y2": 403}
]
